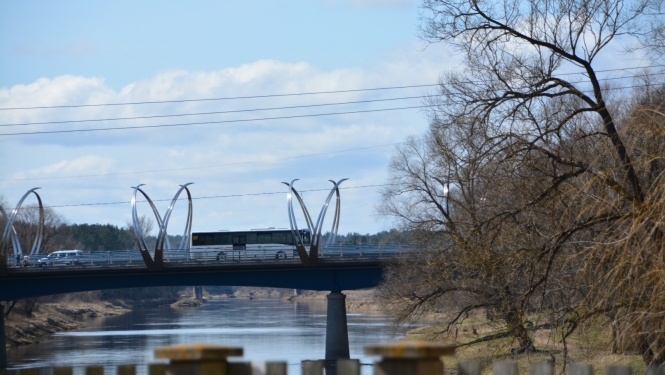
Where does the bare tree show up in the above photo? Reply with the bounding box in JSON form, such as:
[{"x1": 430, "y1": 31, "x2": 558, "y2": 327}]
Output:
[
  {"x1": 379, "y1": 0, "x2": 665, "y2": 364},
  {"x1": 1, "y1": 204, "x2": 72, "y2": 260},
  {"x1": 125, "y1": 215, "x2": 155, "y2": 250}
]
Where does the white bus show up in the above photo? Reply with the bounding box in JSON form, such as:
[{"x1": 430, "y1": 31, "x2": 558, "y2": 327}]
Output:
[{"x1": 190, "y1": 228, "x2": 311, "y2": 260}]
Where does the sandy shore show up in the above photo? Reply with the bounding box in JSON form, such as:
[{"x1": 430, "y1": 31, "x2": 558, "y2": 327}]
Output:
[{"x1": 4, "y1": 300, "x2": 129, "y2": 348}]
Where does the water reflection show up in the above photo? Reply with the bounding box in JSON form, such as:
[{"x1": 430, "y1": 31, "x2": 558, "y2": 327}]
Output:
[{"x1": 7, "y1": 298, "x2": 406, "y2": 375}]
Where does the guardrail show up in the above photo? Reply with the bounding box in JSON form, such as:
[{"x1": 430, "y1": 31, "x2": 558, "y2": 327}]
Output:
[
  {"x1": 5, "y1": 341, "x2": 660, "y2": 375},
  {"x1": 5, "y1": 243, "x2": 415, "y2": 271}
]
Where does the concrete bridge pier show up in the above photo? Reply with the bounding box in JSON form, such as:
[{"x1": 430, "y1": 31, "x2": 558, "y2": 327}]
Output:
[
  {"x1": 325, "y1": 291, "x2": 350, "y2": 375},
  {"x1": 193, "y1": 286, "x2": 203, "y2": 300}
]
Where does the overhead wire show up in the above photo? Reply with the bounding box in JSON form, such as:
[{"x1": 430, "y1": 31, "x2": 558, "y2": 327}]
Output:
[
  {"x1": 0, "y1": 82, "x2": 659, "y2": 136},
  {"x1": 0, "y1": 105, "x2": 428, "y2": 136},
  {"x1": 0, "y1": 84, "x2": 440, "y2": 111},
  {"x1": 0, "y1": 95, "x2": 422, "y2": 127},
  {"x1": 0, "y1": 64, "x2": 663, "y2": 111},
  {"x1": 45, "y1": 183, "x2": 393, "y2": 208},
  {"x1": 4, "y1": 72, "x2": 665, "y2": 128}
]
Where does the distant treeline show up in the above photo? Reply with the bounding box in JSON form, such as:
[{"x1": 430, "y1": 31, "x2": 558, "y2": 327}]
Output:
[
  {"x1": 64, "y1": 224, "x2": 134, "y2": 251},
  {"x1": 55, "y1": 225, "x2": 406, "y2": 251},
  {"x1": 321, "y1": 229, "x2": 408, "y2": 244},
  {"x1": 64, "y1": 224, "x2": 184, "y2": 252}
]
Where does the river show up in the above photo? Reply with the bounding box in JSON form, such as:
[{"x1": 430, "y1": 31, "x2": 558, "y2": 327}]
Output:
[{"x1": 7, "y1": 298, "x2": 409, "y2": 374}]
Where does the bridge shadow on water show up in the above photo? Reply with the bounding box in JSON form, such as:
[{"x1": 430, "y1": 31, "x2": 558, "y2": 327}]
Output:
[{"x1": 6, "y1": 297, "x2": 406, "y2": 375}]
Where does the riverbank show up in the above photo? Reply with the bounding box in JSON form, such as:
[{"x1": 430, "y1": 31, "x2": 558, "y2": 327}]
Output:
[
  {"x1": 4, "y1": 290, "x2": 183, "y2": 349},
  {"x1": 403, "y1": 312, "x2": 648, "y2": 375},
  {"x1": 4, "y1": 298, "x2": 129, "y2": 348},
  {"x1": 208, "y1": 287, "x2": 385, "y2": 312}
]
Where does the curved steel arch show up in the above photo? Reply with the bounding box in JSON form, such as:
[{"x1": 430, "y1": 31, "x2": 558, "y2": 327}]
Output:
[
  {"x1": 0, "y1": 207, "x2": 21, "y2": 259},
  {"x1": 155, "y1": 183, "x2": 193, "y2": 267},
  {"x1": 131, "y1": 183, "x2": 193, "y2": 271},
  {"x1": 1, "y1": 188, "x2": 45, "y2": 276},
  {"x1": 284, "y1": 179, "x2": 347, "y2": 266}
]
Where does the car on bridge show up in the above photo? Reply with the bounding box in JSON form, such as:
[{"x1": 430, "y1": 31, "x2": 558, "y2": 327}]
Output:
[{"x1": 36, "y1": 250, "x2": 84, "y2": 267}]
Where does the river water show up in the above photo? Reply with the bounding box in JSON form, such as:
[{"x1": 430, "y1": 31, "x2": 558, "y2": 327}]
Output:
[{"x1": 7, "y1": 298, "x2": 409, "y2": 374}]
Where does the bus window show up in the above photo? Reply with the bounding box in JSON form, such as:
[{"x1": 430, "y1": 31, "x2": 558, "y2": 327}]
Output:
[
  {"x1": 273, "y1": 233, "x2": 286, "y2": 244},
  {"x1": 246, "y1": 233, "x2": 257, "y2": 244},
  {"x1": 232, "y1": 235, "x2": 246, "y2": 245},
  {"x1": 214, "y1": 233, "x2": 231, "y2": 245},
  {"x1": 194, "y1": 234, "x2": 213, "y2": 246},
  {"x1": 302, "y1": 232, "x2": 311, "y2": 245},
  {"x1": 257, "y1": 233, "x2": 272, "y2": 244}
]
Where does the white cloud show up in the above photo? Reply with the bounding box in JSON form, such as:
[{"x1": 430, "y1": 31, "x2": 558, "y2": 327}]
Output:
[{"x1": 8, "y1": 155, "x2": 116, "y2": 180}]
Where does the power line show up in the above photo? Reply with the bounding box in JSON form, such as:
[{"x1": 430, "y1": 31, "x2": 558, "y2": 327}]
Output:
[
  {"x1": 0, "y1": 96, "x2": 422, "y2": 127},
  {"x1": 46, "y1": 183, "x2": 392, "y2": 208},
  {"x1": 0, "y1": 82, "x2": 653, "y2": 136},
  {"x1": 2, "y1": 73, "x2": 663, "y2": 129},
  {"x1": 0, "y1": 84, "x2": 440, "y2": 111},
  {"x1": 5, "y1": 71, "x2": 664, "y2": 128},
  {"x1": 1, "y1": 143, "x2": 400, "y2": 182},
  {"x1": 1, "y1": 64, "x2": 663, "y2": 111},
  {"x1": 0, "y1": 105, "x2": 427, "y2": 136}
]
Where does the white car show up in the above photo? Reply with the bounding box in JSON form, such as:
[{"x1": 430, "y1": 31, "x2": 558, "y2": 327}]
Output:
[{"x1": 37, "y1": 250, "x2": 84, "y2": 267}]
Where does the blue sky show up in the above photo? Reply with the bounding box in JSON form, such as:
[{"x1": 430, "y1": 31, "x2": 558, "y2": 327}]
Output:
[
  {"x1": 1, "y1": 1, "x2": 423, "y2": 89},
  {"x1": 0, "y1": 0, "x2": 647, "y2": 239}
]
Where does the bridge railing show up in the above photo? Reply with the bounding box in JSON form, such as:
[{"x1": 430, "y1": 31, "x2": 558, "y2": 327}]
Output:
[
  {"x1": 5, "y1": 341, "x2": 657, "y2": 375},
  {"x1": 5, "y1": 243, "x2": 415, "y2": 270}
]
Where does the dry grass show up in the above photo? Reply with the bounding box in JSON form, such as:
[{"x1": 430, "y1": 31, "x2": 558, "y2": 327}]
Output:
[{"x1": 405, "y1": 315, "x2": 647, "y2": 375}]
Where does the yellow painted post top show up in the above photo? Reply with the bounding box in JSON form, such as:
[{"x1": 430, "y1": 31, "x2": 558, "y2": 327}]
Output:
[
  {"x1": 364, "y1": 341, "x2": 455, "y2": 359},
  {"x1": 154, "y1": 343, "x2": 243, "y2": 361}
]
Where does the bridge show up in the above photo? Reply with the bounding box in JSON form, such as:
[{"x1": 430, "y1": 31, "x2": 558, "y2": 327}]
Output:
[{"x1": 0, "y1": 180, "x2": 412, "y2": 368}]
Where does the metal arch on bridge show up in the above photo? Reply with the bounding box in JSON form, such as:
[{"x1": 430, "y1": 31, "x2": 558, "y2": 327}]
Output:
[
  {"x1": 0, "y1": 188, "x2": 44, "y2": 277},
  {"x1": 284, "y1": 178, "x2": 347, "y2": 266},
  {"x1": 130, "y1": 183, "x2": 193, "y2": 271}
]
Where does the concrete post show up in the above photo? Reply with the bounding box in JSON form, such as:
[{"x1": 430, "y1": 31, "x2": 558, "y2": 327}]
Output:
[
  {"x1": 337, "y1": 359, "x2": 360, "y2": 375},
  {"x1": 85, "y1": 366, "x2": 104, "y2": 375},
  {"x1": 302, "y1": 360, "x2": 324, "y2": 375},
  {"x1": 193, "y1": 286, "x2": 203, "y2": 300},
  {"x1": 459, "y1": 360, "x2": 481, "y2": 375},
  {"x1": 570, "y1": 363, "x2": 593, "y2": 375},
  {"x1": 53, "y1": 367, "x2": 74, "y2": 375},
  {"x1": 154, "y1": 343, "x2": 243, "y2": 375},
  {"x1": 530, "y1": 363, "x2": 553, "y2": 375},
  {"x1": 493, "y1": 361, "x2": 517, "y2": 375},
  {"x1": 607, "y1": 366, "x2": 632, "y2": 375},
  {"x1": 0, "y1": 302, "x2": 6, "y2": 369},
  {"x1": 365, "y1": 341, "x2": 454, "y2": 375},
  {"x1": 325, "y1": 292, "x2": 350, "y2": 361}
]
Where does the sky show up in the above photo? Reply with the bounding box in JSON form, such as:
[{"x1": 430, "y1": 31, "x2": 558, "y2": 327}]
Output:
[
  {"x1": 0, "y1": 0, "x2": 456, "y2": 237},
  {"x1": 0, "y1": 0, "x2": 653, "y2": 239}
]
